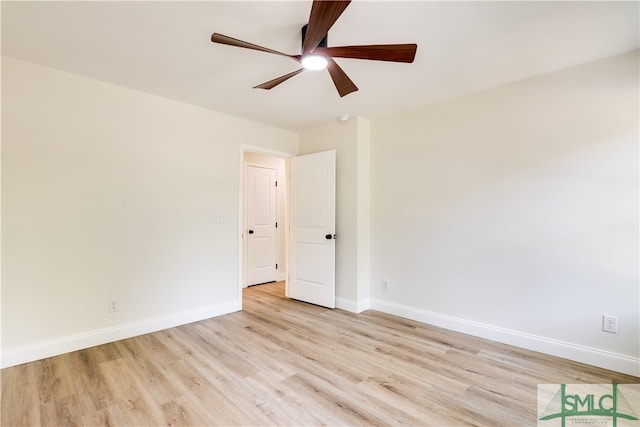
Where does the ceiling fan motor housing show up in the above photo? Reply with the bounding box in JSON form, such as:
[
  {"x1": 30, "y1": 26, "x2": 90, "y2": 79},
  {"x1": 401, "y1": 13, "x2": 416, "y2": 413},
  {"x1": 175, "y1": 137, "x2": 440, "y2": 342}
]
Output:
[{"x1": 301, "y1": 24, "x2": 327, "y2": 51}]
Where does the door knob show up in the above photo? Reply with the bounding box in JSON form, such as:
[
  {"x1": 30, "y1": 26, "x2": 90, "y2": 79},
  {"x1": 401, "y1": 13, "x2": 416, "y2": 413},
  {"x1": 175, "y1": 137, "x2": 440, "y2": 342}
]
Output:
[
  {"x1": 248, "y1": 229, "x2": 254, "y2": 234},
  {"x1": 325, "y1": 234, "x2": 335, "y2": 240}
]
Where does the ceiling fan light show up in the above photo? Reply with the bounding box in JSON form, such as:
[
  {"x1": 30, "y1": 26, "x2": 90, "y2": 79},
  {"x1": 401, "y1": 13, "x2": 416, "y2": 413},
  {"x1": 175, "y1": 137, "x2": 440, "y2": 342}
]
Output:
[{"x1": 301, "y1": 55, "x2": 328, "y2": 70}]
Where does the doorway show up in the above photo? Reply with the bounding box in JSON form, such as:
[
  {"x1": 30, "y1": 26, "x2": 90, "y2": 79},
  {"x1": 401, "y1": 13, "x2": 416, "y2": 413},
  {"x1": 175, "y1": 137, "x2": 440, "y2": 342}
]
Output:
[
  {"x1": 242, "y1": 150, "x2": 288, "y2": 288},
  {"x1": 238, "y1": 146, "x2": 336, "y2": 311}
]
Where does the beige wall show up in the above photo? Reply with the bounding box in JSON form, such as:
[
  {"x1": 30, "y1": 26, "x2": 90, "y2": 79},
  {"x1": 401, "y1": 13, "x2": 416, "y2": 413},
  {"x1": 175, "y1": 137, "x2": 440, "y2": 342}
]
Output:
[
  {"x1": 369, "y1": 51, "x2": 639, "y2": 374},
  {"x1": 1, "y1": 56, "x2": 297, "y2": 366}
]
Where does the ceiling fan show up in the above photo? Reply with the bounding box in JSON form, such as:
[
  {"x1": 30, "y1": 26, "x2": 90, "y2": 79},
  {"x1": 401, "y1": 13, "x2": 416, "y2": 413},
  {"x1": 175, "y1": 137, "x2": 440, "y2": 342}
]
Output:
[{"x1": 210, "y1": 0, "x2": 417, "y2": 97}]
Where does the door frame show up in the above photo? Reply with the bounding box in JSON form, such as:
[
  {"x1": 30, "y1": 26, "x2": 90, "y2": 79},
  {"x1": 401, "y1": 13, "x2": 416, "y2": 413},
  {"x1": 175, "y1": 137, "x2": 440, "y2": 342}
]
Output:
[{"x1": 238, "y1": 144, "x2": 295, "y2": 310}]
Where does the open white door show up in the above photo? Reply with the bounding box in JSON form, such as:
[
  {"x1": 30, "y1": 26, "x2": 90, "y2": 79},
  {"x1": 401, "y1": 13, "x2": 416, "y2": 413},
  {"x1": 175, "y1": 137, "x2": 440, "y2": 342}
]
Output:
[{"x1": 288, "y1": 150, "x2": 336, "y2": 308}]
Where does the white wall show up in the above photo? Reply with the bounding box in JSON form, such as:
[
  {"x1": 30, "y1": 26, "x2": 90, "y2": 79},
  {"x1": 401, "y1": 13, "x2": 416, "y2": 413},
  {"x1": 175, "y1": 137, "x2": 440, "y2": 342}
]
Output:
[
  {"x1": 369, "y1": 51, "x2": 639, "y2": 375},
  {"x1": 299, "y1": 118, "x2": 370, "y2": 311},
  {"x1": 1, "y1": 56, "x2": 298, "y2": 367}
]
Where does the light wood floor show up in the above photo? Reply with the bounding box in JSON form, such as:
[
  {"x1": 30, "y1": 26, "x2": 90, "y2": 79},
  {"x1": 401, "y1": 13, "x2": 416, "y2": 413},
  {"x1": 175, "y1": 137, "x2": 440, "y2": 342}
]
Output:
[{"x1": 2, "y1": 282, "x2": 638, "y2": 426}]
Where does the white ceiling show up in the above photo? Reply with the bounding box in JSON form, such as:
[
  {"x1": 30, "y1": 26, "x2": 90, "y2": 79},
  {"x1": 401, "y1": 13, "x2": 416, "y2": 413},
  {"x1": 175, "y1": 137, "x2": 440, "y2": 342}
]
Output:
[{"x1": 2, "y1": 1, "x2": 638, "y2": 131}]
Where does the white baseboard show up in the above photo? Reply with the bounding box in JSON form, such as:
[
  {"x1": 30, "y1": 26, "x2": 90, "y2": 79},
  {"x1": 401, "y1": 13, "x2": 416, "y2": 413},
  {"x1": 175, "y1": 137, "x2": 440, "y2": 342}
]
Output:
[
  {"x1": 369, "y1": 298, "x2": 640, "y2": 377},
  {"x1": 1, "y1": 301, "x2": 239, "y2": 369},
  {"x1": 336, "y1": 296, "x2": 370, "y2": 314}
]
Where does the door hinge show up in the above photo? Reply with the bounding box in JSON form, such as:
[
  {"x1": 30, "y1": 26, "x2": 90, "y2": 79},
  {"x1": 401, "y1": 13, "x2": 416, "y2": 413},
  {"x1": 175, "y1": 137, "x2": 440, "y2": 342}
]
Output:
[
  {"x1": 275, "y1": 222, "x2": 278, "y2": 228},
  {"x1": 275, "y1": 180, "x2": 278, "y2": 187},
  {"x1": 276, "y1": 263, "x2": 278, "y2": 269}
]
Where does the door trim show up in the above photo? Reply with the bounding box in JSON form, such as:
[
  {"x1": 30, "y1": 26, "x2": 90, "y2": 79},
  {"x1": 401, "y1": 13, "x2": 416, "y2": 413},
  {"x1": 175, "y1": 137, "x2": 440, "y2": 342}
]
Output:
[{"x1": 238, "y1": 145, "x2": 295, "y2": 310}]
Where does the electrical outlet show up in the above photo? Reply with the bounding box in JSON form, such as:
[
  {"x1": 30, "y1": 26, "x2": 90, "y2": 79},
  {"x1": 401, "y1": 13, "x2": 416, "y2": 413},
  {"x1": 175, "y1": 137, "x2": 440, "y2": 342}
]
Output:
[
  {"x1": 382, "y1": 280, "x2": 390, "y2": 292},
  {"x1": 108, "y1": 298, "x2": 120, "y2": 313},
  {"x1": 602, "y1": 315, "x2": 618, "y2": 333}
]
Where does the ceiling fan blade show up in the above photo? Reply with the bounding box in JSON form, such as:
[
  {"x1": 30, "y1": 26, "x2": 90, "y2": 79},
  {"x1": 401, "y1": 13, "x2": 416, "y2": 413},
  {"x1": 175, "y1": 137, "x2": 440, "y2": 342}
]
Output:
[
  {"x1": 211, "y1": 33, "x2": 300, "y2": 61},
  {"x1": 253, "y1": 69, "x2": 305, "y2": 90},
  {"x1": 326, "y1": 57, "x2": 358, "y2": 97},
  {"x1": 303, "y1": 0, "x2": 351, "y2": 55},
  {"x1": 316, "y1": 44, "x2": 417, "y2": 63}
]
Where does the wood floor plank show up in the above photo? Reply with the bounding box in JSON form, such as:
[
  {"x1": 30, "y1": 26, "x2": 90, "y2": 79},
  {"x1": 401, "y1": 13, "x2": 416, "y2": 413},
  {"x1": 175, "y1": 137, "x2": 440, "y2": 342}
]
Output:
[
  {"x1": 37, "y1": 355, "x2": 75, "y2": 406},
  {"x1": 39, "y1": 394, "x2": 80, "y2": 427},
  {"x1": 1, "y1": 362, "x2": 41, "y2": 426},
  {"x1": 162, "y1": 359, "x2": 257, "y2": 426},
  {"x1": 2, "y1": 281, "x2": 638, "y2": 426},
  {"x1": 113, "y1": 338, "x2": 181, "y2": 405},
  {"x1": 65, "y1": 348, "x2": 116, "y2": 414},
  {"x1": 161, "y1": 396, "x2": 209, "y2": 427},
  {"x1": 97, "y1": 357, "x2": 167, "y2": 425}
]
